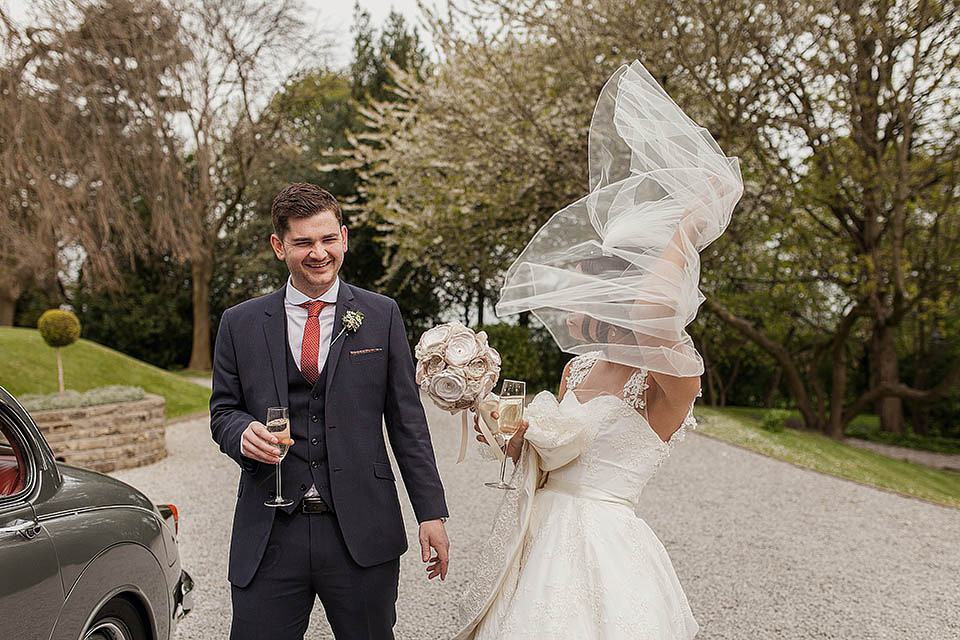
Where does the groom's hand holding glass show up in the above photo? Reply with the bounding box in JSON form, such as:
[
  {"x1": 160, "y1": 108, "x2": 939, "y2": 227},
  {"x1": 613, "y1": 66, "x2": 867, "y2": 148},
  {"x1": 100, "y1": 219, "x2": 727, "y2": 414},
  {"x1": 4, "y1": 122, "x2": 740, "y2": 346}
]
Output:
[{"x1": 240, "y1": 421, "x2": 290, "y2": 464}]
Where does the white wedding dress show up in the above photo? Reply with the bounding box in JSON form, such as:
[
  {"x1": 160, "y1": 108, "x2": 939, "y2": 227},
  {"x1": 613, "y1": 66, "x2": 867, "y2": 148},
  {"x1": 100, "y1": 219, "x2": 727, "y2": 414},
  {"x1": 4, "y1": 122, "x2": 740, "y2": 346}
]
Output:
[{"x1": 454, "y1": 352, "x2": 699, "y2": 639}]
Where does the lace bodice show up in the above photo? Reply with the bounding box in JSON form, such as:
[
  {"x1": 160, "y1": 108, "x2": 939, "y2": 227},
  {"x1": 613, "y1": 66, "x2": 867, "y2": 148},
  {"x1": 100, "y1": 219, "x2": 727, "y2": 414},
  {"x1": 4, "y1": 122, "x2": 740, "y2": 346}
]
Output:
[
  {"x1": 565, "y1": 351, "x2": 650, "y2": 412},
  {"x1": 528, "y1": 352, "x2": 696, "y2": 506}
]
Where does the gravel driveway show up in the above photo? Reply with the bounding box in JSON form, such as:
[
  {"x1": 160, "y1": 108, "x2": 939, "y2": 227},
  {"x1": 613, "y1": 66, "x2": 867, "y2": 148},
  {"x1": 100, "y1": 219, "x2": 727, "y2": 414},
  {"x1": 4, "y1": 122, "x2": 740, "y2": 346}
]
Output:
[{"x1": 112, "y1": 399, "x2": 960, "y2": 639}]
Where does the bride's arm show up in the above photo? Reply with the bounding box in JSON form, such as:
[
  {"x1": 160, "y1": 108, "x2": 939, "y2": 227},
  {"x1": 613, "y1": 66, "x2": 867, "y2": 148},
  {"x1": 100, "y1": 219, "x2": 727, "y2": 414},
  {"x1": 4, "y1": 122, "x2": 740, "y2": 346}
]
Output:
[
  {"x1": 557, "y1": 358, "x2": 573, "y2": 402},
  {"x1": 645, "y1": 375, "x2": 700, "y2": 442},
  {"x1": 626, "y1": 203, "x2": 709, "y2": 436}
]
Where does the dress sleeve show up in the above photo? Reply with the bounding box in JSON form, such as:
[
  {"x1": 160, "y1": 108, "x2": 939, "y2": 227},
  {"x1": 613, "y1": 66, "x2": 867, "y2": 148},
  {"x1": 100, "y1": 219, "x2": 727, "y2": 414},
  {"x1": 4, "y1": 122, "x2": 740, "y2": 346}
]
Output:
[{"x1": 523, "y1": 392, "x2": 592, "y2": 472}]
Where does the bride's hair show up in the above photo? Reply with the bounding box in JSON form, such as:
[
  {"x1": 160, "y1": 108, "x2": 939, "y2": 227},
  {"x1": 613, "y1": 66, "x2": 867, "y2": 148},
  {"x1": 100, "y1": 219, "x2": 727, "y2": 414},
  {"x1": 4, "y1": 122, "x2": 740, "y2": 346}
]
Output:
[{"x1": 576, "y1": 255, "x2": 639, "y2": 347}]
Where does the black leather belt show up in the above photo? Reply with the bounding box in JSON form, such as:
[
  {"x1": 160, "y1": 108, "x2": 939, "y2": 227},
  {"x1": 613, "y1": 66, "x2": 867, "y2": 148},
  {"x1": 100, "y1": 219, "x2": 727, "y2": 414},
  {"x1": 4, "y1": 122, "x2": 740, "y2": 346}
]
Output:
[{"x1": 300, "y1": 496, "x2": 333, "y2": 514}]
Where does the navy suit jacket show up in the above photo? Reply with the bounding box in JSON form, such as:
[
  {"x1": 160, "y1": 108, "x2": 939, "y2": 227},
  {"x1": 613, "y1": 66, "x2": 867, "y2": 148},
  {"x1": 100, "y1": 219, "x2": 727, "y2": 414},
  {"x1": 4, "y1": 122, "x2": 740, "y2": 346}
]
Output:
[{"x1": 210, "y1": 281, "x2": 448, "y2": 587}]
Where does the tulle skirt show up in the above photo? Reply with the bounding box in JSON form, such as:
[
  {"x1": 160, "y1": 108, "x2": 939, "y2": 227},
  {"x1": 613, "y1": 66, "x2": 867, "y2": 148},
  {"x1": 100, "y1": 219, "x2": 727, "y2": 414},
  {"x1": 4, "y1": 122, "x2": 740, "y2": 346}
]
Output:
[{"x1": 473, "y1": 487, "x2": 698, "y2": 640}]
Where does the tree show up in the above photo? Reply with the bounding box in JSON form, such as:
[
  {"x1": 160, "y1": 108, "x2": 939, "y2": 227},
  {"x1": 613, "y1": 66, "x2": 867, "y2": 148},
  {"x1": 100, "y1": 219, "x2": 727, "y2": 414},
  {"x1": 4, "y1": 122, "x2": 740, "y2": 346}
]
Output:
[
  {"x1": 347, "y1": 0, "x2": 960, "y2": 436},
  {"x1": 153, "y1": 0, "x2": 316, "y2": 370},
  {"x1": 37, "y1": 309, "x2": 81, "y2": 393},
  {"x1": 342, "y1": 7, "x2": 443, "y2": 339},
  {"x1": 0, "y1": 0, "x2": 191, "y2": 325},
  {"x1": 686, "y1": 0, "x2": 960, "y2": 434}
]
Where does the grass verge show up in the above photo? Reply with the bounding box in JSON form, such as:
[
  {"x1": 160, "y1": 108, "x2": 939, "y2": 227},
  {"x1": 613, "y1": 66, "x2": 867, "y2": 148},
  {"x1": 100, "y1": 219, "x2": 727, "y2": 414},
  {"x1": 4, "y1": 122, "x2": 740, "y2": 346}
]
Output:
[
  {"x1": 696, "y1": 406, "x2": 960, "y2": 509},
  {"x1": 0, "y1": 327, "x2": 210, "y2": 419}
]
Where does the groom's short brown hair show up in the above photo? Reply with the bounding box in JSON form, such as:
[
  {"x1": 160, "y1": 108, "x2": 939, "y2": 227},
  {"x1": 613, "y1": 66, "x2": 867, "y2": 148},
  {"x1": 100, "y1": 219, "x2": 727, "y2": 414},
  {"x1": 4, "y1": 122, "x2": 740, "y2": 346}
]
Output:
[{"x1": 271, "y1": 182, "x2": 343, "y2": 237}]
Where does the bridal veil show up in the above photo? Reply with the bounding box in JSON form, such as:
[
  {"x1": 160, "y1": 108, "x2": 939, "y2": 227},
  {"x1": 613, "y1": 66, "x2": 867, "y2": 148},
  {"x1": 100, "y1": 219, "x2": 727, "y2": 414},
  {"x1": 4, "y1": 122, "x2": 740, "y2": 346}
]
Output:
[{"x1": 495, "y1": 60, "x2": 743, "y2": 377}]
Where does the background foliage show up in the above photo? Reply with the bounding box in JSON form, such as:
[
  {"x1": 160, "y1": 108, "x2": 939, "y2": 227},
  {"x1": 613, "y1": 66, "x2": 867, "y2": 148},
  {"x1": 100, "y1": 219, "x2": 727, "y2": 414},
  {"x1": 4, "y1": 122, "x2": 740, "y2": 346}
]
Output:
[{"x1": 1, "y1": 0, "x2": 957, "y2": 442}]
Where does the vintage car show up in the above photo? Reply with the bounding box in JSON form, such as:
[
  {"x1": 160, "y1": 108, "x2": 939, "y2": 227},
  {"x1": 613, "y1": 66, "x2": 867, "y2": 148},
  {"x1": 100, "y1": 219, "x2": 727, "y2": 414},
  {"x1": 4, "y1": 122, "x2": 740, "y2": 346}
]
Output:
[{"x1": 0, "y1": 385, "x2": 193, "y2": 640}]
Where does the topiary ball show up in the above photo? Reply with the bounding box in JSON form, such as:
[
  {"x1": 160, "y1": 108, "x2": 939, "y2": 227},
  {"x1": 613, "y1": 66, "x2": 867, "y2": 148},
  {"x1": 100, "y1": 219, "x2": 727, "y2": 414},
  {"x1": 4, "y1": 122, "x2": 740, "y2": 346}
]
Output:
[{"x1": 37, "y1": 309, "x2": 82, "y2": 348}]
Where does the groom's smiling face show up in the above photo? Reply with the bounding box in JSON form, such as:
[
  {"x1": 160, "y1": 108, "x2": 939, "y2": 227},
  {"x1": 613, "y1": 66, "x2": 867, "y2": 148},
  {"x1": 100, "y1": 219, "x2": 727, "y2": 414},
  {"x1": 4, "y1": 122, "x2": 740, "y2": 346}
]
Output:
[{"x1": 270, "y1": 209, "x2": 348, "y2": 298}]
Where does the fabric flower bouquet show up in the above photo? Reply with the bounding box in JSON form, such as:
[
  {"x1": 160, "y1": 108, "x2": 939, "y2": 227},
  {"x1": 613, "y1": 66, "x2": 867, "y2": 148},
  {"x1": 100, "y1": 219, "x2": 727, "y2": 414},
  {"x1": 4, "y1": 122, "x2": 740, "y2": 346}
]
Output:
[{"x1": 415, "y1": 322, "x2": 504, "y2": 462}]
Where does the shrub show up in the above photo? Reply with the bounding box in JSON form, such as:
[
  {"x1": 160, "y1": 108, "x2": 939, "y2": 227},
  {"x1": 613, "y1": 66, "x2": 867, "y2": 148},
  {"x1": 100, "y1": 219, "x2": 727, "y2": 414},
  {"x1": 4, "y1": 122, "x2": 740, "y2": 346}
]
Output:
[
  {"x1": 37, "y1": 309, "x2": 81, "y2": 348},
  {"x1": 480, "y1": 324, "x2": 543, "y2": 390},
  {"x1": 478, "y1": 323, "x2": 572, "y2": 394},
  {"x1": 760, "y1": 409, "x2": 791, "y2": 433},
  {"x1": 19, "y1": 386, "x2": 145, "y2": 411}
]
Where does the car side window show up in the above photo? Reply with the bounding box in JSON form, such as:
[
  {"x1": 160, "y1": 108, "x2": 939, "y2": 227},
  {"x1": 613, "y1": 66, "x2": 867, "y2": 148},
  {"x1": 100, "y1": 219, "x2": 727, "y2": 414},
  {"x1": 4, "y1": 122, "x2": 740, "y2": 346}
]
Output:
[{"x1": 0, "y1": 419, "x2": 28, "y2": 498}]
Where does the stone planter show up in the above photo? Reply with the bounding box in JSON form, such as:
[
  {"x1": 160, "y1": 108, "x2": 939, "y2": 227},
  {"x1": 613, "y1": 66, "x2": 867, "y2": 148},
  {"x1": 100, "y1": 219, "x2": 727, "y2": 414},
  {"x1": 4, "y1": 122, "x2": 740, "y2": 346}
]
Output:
[{"x1": 30, "y1": 394, "x2": 167, "y2": 473}]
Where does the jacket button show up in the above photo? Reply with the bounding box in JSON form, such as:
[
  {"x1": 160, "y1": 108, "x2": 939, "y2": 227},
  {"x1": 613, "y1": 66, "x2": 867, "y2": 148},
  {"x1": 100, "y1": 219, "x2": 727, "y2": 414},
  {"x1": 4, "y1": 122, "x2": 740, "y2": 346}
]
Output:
[
  {"x1": 312, "y1": 393, "x2": 320, "y2": 400},
  {"x1": 300, "y1": 484, "x2": 306, "y2": 492},
  {"x1": 311, "y1": 460, "x2": 319, "y2": 468},
  {"x1": 311, "y1": 438, "x2": 319, "y2": 446},
  {"x1": 311, "y1": 415, "x2": 318, "y2": 423},
  {"x1": 268, "y1": 491, "x2": 275, "y2": 498}
]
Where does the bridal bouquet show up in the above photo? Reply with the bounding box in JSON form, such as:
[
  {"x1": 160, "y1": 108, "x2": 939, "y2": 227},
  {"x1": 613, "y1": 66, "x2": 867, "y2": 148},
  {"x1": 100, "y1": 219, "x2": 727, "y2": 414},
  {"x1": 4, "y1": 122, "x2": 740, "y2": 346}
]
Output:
[{"x1": 415, "y1": 322, "x2": 503, "y2": 461}]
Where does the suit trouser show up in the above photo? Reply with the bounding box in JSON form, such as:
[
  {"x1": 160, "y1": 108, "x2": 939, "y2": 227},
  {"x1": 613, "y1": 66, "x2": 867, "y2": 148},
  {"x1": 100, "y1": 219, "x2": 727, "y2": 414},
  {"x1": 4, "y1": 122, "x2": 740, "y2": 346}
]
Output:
[{"x1": 230, "y1": 507, "x2": 400, "y2": 640}]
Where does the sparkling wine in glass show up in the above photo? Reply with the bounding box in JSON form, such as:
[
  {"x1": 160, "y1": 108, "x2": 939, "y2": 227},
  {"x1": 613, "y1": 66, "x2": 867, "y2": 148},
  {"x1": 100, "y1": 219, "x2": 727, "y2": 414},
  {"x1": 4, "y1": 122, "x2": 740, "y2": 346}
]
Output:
[
  {"x1": 264, "y1": 406, "x2": 294, "y2": 508},
  {"x1": 486, "y1": 379, "x2": 525, "y2": 490}
]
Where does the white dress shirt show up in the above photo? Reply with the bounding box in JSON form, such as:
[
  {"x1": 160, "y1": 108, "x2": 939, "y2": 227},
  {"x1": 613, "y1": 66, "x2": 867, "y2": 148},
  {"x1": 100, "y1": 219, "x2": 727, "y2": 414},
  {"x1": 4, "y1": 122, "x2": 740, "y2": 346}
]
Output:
[{"x1": 285, "y1": 276, "x2": 340, "y2": 375}]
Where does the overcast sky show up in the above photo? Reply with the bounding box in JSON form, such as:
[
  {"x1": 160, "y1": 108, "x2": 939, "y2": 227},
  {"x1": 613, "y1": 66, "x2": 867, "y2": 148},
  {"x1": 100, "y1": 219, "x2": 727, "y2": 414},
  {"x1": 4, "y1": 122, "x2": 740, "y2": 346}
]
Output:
[
  {"x1": 310, "y1": 0, "x2": 433, "y2": 66},
  {"x1": 4, "y1": 0, "x2": 434, "y2": 68}
]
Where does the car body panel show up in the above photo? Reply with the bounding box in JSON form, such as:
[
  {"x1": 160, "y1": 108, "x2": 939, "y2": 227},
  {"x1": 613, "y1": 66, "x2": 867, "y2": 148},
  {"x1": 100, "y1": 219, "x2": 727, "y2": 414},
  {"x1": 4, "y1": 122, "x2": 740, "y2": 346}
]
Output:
[
  {"x1": 0, "y1": 501, "x2": 63, "y2": 640},
  {"x1": 0, "y1": 385, "x2": 192, "y2": 640},
  {"x1": 48, "y1": 542, "x2": 170, "y2": 640},
  {"x1": 34, "y1": 465, "x2": 169, "y2": 589}
]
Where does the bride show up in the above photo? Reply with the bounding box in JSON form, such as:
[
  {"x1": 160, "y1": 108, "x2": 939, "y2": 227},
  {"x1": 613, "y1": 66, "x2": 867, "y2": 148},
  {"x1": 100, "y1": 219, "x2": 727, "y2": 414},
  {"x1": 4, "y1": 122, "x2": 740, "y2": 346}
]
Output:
[{"x1": 453, "y1": 61, "x2": 743, "y2": 639}]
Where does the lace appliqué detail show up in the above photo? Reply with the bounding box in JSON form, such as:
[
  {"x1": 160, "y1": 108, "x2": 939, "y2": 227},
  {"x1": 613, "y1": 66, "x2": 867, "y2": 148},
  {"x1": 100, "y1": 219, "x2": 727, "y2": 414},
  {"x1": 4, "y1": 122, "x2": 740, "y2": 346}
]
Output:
[
  {"x1": 621, "y1": 368, "x2": 649, "y2": 412},
  {"x1": 565, "y1": 351, "x2": 600, "y2": 391},
  {"x1": 456, "y1": 447, "x2": 533, "y2": 633},
  {"x1": 475, "y1": 440, "x2": 501, "y2": 461}
]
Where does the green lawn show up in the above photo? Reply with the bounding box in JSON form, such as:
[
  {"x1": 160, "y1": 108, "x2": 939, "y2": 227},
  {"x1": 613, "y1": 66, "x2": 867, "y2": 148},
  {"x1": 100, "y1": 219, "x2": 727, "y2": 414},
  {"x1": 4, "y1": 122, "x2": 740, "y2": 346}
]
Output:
[
  {"x1": 0, "y1": 327, "x2": 210, "y2": 419},
  {"x1": 696, "y1": 406, "x2": 960, "y2": 508}
]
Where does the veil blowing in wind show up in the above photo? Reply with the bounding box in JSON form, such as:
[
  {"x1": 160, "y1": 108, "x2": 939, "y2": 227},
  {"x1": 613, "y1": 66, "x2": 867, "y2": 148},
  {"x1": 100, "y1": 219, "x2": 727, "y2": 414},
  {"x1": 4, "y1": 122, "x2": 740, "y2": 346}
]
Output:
[{"x1": 496, "y1": 61, "x2": 743, "y2": 377}]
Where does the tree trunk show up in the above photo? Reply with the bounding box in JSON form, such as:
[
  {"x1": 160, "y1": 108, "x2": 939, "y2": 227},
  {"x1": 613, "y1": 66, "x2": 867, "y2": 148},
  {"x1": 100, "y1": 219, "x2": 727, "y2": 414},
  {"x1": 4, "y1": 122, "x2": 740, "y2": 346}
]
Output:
[
  {"x1": 911, "y1": 357, "x2": 929, "y2": 436},
  {"x1": 476, "y1": 285, "x2": 485, "y2": 327},
  {"x1": 718, "y1": 354, "x2": 742, "y2": 408},
  {"x1": 704, "y1": 364, "x2": 718, "y2": 407},
  {"x1": 871, "y1": 325, "x2": 905, "y2": 433},
  {"x1": 57, "y1": 347, "x2": 64, "y2": 394},
  {"x1": 764, "y1": 367, "x2": 782, "y2": 409},
  {"x1": 0, "y1": 283, "x2": 20, "y2": 326},
  {"x1": 828, "y1": 340, "x2": 849, "y2": 439},
  {"x1": 704, "y1": 299, "x2": 823, "y2": 431},
  {"x1": 188, "y1": 249, "x2": 214, "y2": 371}
]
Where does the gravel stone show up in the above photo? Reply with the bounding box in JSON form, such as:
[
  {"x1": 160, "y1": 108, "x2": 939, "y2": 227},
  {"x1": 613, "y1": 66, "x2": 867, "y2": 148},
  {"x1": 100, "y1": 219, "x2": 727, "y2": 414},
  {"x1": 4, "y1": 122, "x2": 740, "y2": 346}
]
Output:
[{"x1": 111, "y1": 398, "x2": 960, "y2": 639}]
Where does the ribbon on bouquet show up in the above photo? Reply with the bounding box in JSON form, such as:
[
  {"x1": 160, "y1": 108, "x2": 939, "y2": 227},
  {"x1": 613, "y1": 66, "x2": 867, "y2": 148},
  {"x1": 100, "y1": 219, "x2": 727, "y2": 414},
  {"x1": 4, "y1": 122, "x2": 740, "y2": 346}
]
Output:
[{"x1": 457, "y1": 394, "x2": 505, "y2": 463}]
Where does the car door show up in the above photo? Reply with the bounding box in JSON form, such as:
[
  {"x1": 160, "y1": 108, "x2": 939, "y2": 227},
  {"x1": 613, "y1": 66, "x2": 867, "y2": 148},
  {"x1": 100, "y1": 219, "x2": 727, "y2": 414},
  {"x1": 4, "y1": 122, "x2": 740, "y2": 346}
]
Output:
[{"x1": 0, "y1": 413, "x2": 63, "y2": 640}]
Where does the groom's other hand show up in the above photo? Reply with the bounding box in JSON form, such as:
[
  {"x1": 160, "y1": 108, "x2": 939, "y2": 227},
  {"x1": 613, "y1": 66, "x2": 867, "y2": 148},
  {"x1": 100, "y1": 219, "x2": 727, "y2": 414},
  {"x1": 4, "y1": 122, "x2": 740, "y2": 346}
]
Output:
[
  {"x1": 420, "y1": 519, "x2": 450, "y2": 581},
  {"x1": 240, "y1": 421, "x2": 284, "y2": 464}
]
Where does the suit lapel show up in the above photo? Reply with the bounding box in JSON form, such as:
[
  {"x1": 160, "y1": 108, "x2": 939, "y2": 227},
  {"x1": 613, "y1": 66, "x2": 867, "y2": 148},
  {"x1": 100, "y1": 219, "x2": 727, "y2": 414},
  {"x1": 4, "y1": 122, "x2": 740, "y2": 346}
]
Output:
[
  {"x1": 262, "y1": 289, "x2": 289, "y2": 408},
  {"x1": 324, "y1": 280, "x2": 356, "y2": 398}
]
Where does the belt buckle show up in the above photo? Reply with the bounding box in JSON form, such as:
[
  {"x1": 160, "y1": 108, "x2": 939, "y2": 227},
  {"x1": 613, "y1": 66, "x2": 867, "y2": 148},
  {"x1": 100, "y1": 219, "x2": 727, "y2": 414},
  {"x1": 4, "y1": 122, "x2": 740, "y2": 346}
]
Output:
[{"x1": 301, "y1": 497, "x2": 330, "y2": 514}]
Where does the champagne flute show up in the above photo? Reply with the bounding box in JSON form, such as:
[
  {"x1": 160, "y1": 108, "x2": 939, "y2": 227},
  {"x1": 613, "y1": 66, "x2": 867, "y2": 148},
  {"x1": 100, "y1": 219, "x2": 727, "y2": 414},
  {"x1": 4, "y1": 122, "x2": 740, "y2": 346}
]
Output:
[
  {"x1": 485, "y1": 379, "x2": 525, "y2": 490},
  {"x1": 264, "y1": 406, "x2": 294, "y2": 508}
]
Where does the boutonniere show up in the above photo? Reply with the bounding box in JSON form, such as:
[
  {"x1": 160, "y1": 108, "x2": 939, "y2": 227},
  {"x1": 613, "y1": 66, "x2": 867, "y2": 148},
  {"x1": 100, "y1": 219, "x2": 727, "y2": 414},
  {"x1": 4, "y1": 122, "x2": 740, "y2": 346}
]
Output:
[{"x1": 333, "y1": 310, "x2": 364, "y2": 344}]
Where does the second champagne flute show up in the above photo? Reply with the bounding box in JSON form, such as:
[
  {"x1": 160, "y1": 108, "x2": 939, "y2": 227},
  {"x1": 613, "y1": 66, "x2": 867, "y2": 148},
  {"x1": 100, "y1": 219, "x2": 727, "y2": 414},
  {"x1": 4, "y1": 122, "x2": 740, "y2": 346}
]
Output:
[
  {"x1": 264, "y1": 406, "x2": 294, "y2": 508},
  {"x1": 485, "y1": 379, "x2": 525, "y2": 490}
]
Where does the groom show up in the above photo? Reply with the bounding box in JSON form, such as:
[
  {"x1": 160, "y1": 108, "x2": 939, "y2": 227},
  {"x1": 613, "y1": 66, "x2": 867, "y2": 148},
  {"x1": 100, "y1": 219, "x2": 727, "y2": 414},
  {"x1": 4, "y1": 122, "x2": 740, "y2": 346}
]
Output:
[{"x1": 210, "y1": 182, "x2": 449, "y2": 640}]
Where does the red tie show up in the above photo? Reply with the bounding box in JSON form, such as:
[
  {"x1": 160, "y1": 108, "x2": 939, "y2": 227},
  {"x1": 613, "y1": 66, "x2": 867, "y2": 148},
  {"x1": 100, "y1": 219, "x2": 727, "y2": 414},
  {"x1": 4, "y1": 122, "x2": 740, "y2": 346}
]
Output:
[{"x1": 299, "y1": 300, "x2": 328, "y2": 384}]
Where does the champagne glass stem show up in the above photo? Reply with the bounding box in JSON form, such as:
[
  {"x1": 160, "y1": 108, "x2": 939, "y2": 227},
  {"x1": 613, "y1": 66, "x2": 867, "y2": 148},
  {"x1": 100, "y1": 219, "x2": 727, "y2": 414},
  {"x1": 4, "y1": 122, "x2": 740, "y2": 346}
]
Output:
[
  {"x1": 498, "y1": 436, "x2": 510, "y2": 484},
  {"x1": 275, "y1": 459, "x2": 283, "y2": 501}
]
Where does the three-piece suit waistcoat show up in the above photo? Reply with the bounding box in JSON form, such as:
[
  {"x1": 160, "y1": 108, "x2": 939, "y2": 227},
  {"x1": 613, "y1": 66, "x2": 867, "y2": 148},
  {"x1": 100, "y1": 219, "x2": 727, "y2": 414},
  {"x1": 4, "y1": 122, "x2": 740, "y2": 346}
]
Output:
[{"x1": 281, "y1": 340, "x2": 334, "y2": 512}]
